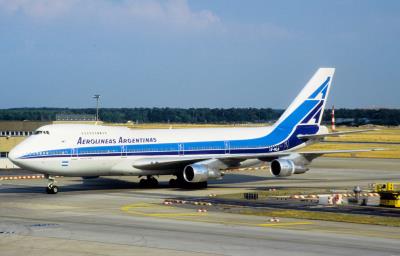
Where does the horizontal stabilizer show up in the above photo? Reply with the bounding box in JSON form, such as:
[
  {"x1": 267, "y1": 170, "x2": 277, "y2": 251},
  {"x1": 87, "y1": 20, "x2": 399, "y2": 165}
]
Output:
[
  {"x1": 297, "y1": 129, "x2": 378, "y2": 140},
  {"x1": 297, "y1": 148, "x2": 385, "y2": 161}
]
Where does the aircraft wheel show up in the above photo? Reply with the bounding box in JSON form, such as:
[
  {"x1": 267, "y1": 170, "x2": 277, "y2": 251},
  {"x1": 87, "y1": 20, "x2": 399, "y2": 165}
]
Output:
[
  {"x1": 195, "y1": 181, "x2": 208, "y2": 189},
  {"x1": 149, "y1": 177, "x2": 159, "y2": 187},
  {"x1": 169, "y1": 179, "x2": 178, "y2": 187},
  {"x1": 139, "y1": 179, "x2": 147, "y2": 187},
  {"x1": 139, "y1": 178, "x2": 158, "y2": 188},
  {"x1": 52, "y1": 185, "x2": 59, "y2": 194},
  {"x1": 200, "y1": 181, "x2": 208, "y2": 189},
  {"x1": 46, "y1": 185, "x2": 58, "y2": 194},
  {"x1": 174, "y1": 178, "x2": 207, "y2": 189}
]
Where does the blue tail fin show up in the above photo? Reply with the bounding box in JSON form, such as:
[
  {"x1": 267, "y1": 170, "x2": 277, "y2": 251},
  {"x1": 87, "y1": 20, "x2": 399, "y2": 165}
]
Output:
[{"x1": 274, "y1": 68, "x2": 335, "y2": 129}]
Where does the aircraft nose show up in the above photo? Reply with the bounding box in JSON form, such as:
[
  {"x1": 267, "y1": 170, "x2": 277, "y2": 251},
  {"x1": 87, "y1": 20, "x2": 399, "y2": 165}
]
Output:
[
  {"x1": 8, "y1": 147, "x2": 21, "y2": 165},
  {"x1": 8, "y1": 148, "x2": 17, "y2": 163}
]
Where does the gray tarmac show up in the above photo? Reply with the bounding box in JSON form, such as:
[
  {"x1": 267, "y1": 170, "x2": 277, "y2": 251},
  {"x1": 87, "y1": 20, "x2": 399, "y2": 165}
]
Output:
[{"x1": 1, "y1": 157, "x2": 400, "y2": 256}]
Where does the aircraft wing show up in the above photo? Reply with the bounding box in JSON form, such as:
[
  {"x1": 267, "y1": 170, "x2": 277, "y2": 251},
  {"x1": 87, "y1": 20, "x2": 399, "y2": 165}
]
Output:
[
  {"x1": 132, "y1": 148, "x2": 383, "y2": 171},
  {"x1": 297, "y1": 129, "x2": 378, "y2": 140},
  {"x1": 132, "y1": 152, "x2": 293, "y2": 171},
  {"x1": 132, "y1": 156, "x2": 210, "y2": 171}
]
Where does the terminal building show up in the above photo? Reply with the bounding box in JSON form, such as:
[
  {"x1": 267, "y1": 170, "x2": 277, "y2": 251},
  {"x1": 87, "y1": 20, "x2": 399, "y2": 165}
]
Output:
[{"x1": 56, "y1": 114, "x2": 96, "y2": 122}]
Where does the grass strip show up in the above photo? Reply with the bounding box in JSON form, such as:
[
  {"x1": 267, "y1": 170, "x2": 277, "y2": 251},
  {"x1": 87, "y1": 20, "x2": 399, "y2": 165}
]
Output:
[{"x1": 237, "y1": 208, "x2": 400, "y2": 227}]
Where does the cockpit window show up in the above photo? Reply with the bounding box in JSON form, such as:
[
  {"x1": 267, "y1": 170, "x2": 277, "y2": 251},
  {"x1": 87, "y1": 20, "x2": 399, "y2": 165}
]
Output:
[{"x1": 34, "y1": 130, "x2": 50, "y2": 135}]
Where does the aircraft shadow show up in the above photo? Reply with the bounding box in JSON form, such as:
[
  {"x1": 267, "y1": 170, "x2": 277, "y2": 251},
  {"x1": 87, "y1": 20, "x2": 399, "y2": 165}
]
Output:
[
  {"x1": 0, "y1": 173, "x2": 329, "y2": 194},
  {"x1": 0, "y1": 173, "x2": 269, "y2": 194}
]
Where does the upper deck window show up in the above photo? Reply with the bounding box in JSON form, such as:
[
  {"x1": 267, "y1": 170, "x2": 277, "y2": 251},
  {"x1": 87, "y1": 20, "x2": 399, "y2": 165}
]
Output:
[{"x1": 34, "y1": 130, "x2": 50, "y2": 135}]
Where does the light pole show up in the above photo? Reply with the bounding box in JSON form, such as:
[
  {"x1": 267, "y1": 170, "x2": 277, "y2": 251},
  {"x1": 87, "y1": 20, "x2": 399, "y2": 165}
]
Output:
[{"x1": 93, "y1": 94, "x2": 100, "y2": 122}]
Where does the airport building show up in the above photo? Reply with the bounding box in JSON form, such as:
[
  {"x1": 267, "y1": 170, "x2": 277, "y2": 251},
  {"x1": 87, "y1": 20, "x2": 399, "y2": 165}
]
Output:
[{"x1": 55, "y1": 114, "x2": 96, "y2": 122}]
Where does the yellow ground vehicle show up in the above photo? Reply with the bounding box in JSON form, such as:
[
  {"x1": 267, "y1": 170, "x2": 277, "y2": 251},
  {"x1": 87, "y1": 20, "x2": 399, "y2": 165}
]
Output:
[{"x1": 374, "y1": 183, "x2": 400, "y2": 208}]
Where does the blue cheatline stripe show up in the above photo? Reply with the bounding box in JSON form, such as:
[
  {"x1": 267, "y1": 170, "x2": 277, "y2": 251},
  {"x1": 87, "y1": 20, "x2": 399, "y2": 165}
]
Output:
[
  {"x1": 20, "y1": 85, "x2": 327, "y2": 160},
  {"x1": 22, "y1": 124, "x2": 320, "y2": 160}
]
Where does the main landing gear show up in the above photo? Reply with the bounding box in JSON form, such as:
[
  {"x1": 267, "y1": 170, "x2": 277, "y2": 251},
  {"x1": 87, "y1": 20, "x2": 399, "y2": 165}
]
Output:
[
  {"x1": 139, "y1": 175, "x2": 159, "y2": 188},
  {"x1": 169, "y1": 174, "x2": 207, "y2": 189},
  {"x1": 45, "y1": 175, "x2": 59, "y2": 194}
]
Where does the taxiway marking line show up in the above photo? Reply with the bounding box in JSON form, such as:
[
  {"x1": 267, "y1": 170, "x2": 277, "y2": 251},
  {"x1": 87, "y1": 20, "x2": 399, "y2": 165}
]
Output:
[
  {"x1": 121, "y1": 203, "x2": 203, "y2": 217},
  {"x1": 259, "y1": 222, "x2": 313, "y2": 227},
  {"x1": 120, "y1": 202, "x2": 313, "y2": 228}
]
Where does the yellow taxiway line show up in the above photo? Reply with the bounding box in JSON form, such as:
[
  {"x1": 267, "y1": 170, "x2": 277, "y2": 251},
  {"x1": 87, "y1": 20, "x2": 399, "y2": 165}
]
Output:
[
  {"x1": 120, "y1": 202, "x2": 313, "y2": 228},
  {"x1": 259, "y1": 222, "x2": 313, "y2": 227}
]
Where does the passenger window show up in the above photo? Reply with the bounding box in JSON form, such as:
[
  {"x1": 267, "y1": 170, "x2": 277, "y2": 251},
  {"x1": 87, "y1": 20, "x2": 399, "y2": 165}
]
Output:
[{"x1": 34, "y1": 130, "x2": 50, "y2": 135}]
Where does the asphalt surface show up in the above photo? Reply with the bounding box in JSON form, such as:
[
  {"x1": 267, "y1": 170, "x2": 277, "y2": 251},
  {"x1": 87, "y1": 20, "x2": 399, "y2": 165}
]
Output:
[
  {"x1": 178, "y1": 196, "x2": 400, "y2": 218},
  {"x1": 1, "y1": 157, "x2": 400, "y2": 256}
]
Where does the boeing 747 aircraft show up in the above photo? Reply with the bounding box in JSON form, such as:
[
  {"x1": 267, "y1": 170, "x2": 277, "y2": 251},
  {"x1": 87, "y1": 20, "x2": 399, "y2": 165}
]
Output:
[{"x1": 8, "y1": 68, "x2": 378, "y2": 194}]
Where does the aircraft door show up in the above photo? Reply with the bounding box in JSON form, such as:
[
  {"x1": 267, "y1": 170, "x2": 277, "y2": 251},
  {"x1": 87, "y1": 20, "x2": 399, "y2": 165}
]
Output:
[
  {"x1": 121, "y1": 145, "x2": 127, "y2": 157},
  {"x1": 224, "y1": 141, "x2": 230, "y2": 154},
  {"x1": 71, "y1": 148, "x2": 78, "y2": 158},
  {"x1": 178, "y1": 144, "x2": 184, "y2": 156}
]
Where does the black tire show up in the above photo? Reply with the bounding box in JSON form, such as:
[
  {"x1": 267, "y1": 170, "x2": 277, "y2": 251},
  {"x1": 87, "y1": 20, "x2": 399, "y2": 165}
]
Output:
[
  {"x1": 150, "y1": 178, "x2": 159, "y2": 187},
  {"x1": 46, "y1": 185, "x2": 58, "y2": 194},
  {"x1": 175, "y1": 173, "x2": 188, "y2": 187},
  {"x1": 139, "y1": 179, "x2": 147, "y2": 187},
  {"x1": 176, "y1": 180, "x2": 208, "y2": 189},
  {"x1": 169, "y1": 179, "x2": 177, "y2": 187},
  {"x1": 195, "y1": 181, "x2": 208, "y2": 189}
]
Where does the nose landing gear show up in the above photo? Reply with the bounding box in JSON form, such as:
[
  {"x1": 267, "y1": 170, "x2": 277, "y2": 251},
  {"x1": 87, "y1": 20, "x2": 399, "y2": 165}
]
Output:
[{"x1": 45, "y1": 175, "x2": 59, "y2": 194}]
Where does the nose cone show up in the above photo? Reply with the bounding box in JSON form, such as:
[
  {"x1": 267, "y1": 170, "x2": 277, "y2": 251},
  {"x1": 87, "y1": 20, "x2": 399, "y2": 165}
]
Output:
[
  {"x1": 9, "y1": 143, "x2": 40, "y2": 171},
  {"x1": 8, "y1": 148, "x2": 20, "y2": 165},
  {"x1": 8, "y1": 137, "x2": 44, "y2": 171}
]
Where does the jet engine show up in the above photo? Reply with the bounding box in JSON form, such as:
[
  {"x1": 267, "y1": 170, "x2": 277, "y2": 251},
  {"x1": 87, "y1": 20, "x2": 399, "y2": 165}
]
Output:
[
  {"x1": 270, "y1": 154, "x2": 310, "y2": 177},
  {"x1": 183, "y1": 163, "x2": 223, "y2": 183}
]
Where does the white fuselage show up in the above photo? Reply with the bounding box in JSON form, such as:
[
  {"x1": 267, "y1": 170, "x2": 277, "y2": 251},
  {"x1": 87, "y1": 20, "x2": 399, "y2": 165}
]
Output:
[
  {"x1": 8, "y1": 68, "x2": 335, "y2": 179},
  {"x1": 10, "y1": 124, "x2": 303, "y2": 176}
]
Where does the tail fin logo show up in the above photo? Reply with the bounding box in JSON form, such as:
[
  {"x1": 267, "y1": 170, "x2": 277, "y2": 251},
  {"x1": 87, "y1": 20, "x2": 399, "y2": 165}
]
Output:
[
  {"x1": 301, "y1": 76, "x2": 331, "y2": 125},
  {"x1": 308, "y1": 77, "x2": 330, "y2": 100},
  {"x1": 274, "y1": 68, "x2": 335, "y2": 129}
]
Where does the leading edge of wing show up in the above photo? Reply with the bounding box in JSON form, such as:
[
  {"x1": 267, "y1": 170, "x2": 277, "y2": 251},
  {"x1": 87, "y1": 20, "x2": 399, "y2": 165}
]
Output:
[{"x1": 131, "y1": 152, "x2": 292, "y2": 170}]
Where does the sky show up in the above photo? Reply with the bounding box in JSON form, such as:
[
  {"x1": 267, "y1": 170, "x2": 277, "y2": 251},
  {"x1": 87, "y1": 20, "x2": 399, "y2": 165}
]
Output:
[{"x1": 0, "y1": 0, "x2": 399, "y2": 109}]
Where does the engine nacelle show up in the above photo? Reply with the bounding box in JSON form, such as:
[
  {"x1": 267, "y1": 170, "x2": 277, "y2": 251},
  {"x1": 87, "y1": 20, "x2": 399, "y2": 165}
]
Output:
[
  {"x1": 183, "y1": 163, "x2": 222, "y2": 183},
  {"x1": 270, "y1": 159, "x2": 309, "y2": 177}
]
